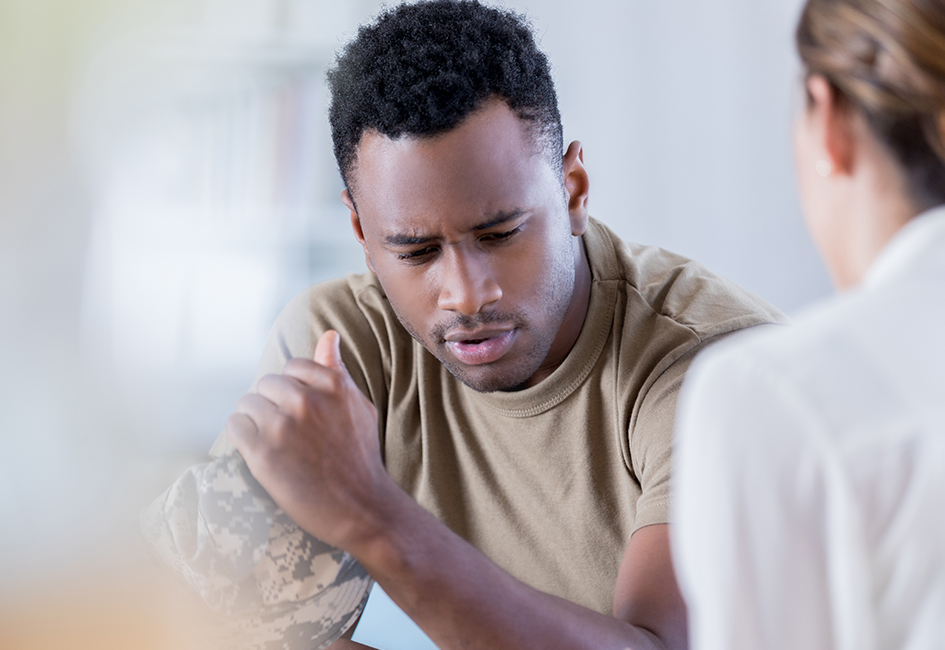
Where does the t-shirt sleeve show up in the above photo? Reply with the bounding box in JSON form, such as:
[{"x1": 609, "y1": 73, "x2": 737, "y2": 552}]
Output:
[
  {"x1": 629, "y1": 325, "x2": 783, "y2": 533},
  {"x1": 671, "y1": 346, "x2": 871, "y2": 650},
  {"x1": 628, "y1": 349, "x2": 693, "y2": 532}
]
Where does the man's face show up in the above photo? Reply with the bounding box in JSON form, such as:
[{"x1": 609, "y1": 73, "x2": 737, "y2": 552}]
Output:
[{"x1": 345, "y1": 100, "x2": 587, "y2": 392}]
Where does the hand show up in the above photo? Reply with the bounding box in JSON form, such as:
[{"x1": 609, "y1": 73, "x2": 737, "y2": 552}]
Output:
[{"x1": 225, "y1": 330, "x2": 391, "y2": 550}]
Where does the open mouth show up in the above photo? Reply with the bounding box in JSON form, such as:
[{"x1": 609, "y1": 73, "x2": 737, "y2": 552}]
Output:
[{"x1": 444, "y1": 330, "x2": 517, "y2": 365}]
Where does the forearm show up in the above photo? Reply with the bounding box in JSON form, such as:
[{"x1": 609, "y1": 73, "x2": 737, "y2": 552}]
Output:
[{"x1": 346, "y1": 484, "x2": 667, "y2": 650}]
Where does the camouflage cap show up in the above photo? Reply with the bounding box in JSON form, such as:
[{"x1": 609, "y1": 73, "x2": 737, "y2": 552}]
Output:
[{"x1": 141, "y1": 451, "x2": 372, "y2": 650}]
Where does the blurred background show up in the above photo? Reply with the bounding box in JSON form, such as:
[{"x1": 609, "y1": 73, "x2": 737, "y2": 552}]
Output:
[{"x1": 0, "y1": 0, "x2": 822, "y2": 647}]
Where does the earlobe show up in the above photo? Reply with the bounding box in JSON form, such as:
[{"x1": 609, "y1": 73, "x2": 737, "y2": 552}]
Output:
[
  {"x1": 343, "y1": 189, "x2": 376, "y2": 273},
  {"x1": 562, "y1": 140, "x2": 590, "y2": 236}
]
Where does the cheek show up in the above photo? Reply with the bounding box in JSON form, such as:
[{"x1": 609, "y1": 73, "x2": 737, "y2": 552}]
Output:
[
  {"x1": 501, "y1": 230, "x2": 566, "y2": 294},
  {"x1": 507, "y1": 225, "x2": 576, "y2": 318},
  {"x1": 372, "y1": 264, "x2": 437, "y2": 330}
]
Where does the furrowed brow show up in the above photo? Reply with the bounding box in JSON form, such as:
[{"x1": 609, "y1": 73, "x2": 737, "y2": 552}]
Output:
[{"x1": 384, "y1": 210, "x2": 527, "y2": 247}]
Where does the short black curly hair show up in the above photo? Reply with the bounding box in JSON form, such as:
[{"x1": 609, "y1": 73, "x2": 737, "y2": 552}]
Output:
[{"x1": 327, "y1": 0, "x2": 563, "y2": 196}]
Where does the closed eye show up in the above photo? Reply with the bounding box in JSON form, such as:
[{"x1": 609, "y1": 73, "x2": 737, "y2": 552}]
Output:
[{"x1": 396, "y1": 247, "x2": 438, "y2": 263}]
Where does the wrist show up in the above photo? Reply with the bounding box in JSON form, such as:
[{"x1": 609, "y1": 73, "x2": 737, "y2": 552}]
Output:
[
  {"x1": 341, "y1": 480, "x2": 422, "y2": 576},
  {"x1": 295, "y1": 461, "x2": 404, "y2": 553}
]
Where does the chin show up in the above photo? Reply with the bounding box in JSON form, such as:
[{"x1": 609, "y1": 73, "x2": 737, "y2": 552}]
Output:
[
  {"x1": 437, "y1": 353, "x2": 542, "y2": 393},
  {"x1": 455, "y1": 371, "x2": 532, "y2": 393}
]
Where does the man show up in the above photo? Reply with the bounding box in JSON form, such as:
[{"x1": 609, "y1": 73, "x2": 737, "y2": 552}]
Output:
[{"x1": 145, "y1": 2, "x2": 784, "y2": 648}]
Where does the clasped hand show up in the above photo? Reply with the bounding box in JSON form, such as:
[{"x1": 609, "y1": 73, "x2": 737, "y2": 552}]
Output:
[{"x1": 226, "y1": 330, "x2": 390, "y2": 551}]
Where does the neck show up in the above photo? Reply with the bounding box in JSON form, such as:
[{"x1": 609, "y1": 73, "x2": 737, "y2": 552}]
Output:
[{"x1": 832, "y1": 159, "x2": 920, "y2": 288}]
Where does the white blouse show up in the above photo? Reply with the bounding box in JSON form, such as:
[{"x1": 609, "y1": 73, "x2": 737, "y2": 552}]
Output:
[{"x1": 672, "y1": 206, "x2": 945, "y2": 650}]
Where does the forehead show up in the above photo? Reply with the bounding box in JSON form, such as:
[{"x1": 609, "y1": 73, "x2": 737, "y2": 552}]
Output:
[{"x1": 349, "y1": 101, "x2": 560, "y2": 236}]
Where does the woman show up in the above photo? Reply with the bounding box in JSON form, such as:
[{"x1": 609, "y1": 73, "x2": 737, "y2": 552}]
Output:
[{"x1": 672, "y1": 1, "x2": 945, "y2": 649}]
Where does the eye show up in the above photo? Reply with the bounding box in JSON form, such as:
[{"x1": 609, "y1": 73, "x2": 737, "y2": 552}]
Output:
[
  {"x1": 396, "y1": 247, "x2": 438, "y2": 263},
  {"x1": 481, "y1": 227, "x2": 521, "y2": 243}
]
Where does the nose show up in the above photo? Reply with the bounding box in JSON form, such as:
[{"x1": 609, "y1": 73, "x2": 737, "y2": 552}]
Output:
[{"x1": 436, "y1": 248, "x2": 502, "y2": 316}]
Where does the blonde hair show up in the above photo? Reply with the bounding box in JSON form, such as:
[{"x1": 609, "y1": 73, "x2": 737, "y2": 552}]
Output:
[{"x1": 797, "y1": 0, "x2": 945, "y2": 206}]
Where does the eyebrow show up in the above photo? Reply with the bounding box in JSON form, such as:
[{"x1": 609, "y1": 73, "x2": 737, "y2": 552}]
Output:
[{"x1": 384, "y1": 209, "x2": 526, "y2": 247}]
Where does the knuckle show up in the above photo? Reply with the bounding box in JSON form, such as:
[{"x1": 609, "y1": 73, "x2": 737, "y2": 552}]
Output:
[
  {"x1": 326, "y1": 371, "x2": 345, "y2": 395},
  {"x1": 225, "y1": 412, "x2": 241, "y2": 431},
  {"x1": 270, "y1": 412, "x2": 291, "y2": 440},
  {"x1": 282, "y1": 358, "x2": 303, "y2": 375},
  {"x1": 256, "y1": 373, "x2": 279, "y2": 394},
  {"x1": 282, "y1": 387, "x2": 308, "y2": 416},
  {"x1": 235, "y1": 393, "x2": 254, "y2": 412}
]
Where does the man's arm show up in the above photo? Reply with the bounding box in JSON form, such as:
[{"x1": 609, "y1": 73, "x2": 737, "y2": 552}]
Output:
[
  {"x1": 333, "y1": 504, "x2": 683, "y2": 650},
  {"x1": 228, "y1": 330, "x2": 687, "y2": 650}
]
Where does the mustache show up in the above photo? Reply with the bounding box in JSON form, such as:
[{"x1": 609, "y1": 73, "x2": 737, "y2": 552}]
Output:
[{"x1": 432, "y1": 310, "x2": 522, "y2": 341}]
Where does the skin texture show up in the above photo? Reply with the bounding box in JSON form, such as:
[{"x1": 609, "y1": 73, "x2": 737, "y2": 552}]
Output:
[
  {"x1": 226, "y1": 100, "x2": 687, "y2": 650},
  {"x1": 794, "y1": 75, "x2": 921, "y2": 288}
]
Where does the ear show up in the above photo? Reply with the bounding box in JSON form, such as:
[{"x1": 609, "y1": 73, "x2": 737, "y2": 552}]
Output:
[
  {"x1": 806, "y1": 75, "x2": 856, "y2": 176},
  {"x1": 562, "y1": 140, "x2": 590, "y2": 236},
  {"x1": 342, "y1": 189, "x2": 376, "y2": 274}
]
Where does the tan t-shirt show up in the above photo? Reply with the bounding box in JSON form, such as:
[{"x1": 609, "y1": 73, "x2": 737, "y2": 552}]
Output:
[{"x1": 211, "y1": 217, "x2": 786, "y2": 614}]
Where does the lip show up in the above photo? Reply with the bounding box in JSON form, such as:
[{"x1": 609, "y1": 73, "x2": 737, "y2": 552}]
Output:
[{"x1": 444, "y1": 328, "x2": 517, "y2": 365}]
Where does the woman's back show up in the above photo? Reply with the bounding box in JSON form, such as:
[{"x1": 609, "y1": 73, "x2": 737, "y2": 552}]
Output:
[
  {"x1": 674, "y1": 205, "x2": 945, "y2": 650},
  {"x1": 674, "y1": 2, "x2": 945, "y2": 644}
]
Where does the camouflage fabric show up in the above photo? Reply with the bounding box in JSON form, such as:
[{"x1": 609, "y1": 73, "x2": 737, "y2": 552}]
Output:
[{"x1": 142, "y1": 451, "x2": 372, "y2": 650}]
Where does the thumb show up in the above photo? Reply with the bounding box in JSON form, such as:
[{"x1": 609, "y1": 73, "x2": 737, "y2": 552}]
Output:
[{"x1": 314, "y1": 329, "x2": 346, "y2": 373}]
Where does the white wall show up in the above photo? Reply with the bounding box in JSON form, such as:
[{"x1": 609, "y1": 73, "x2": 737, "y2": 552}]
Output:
[{"x1": 514, "y1": 0, "x2": 830, "y2": 312}]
